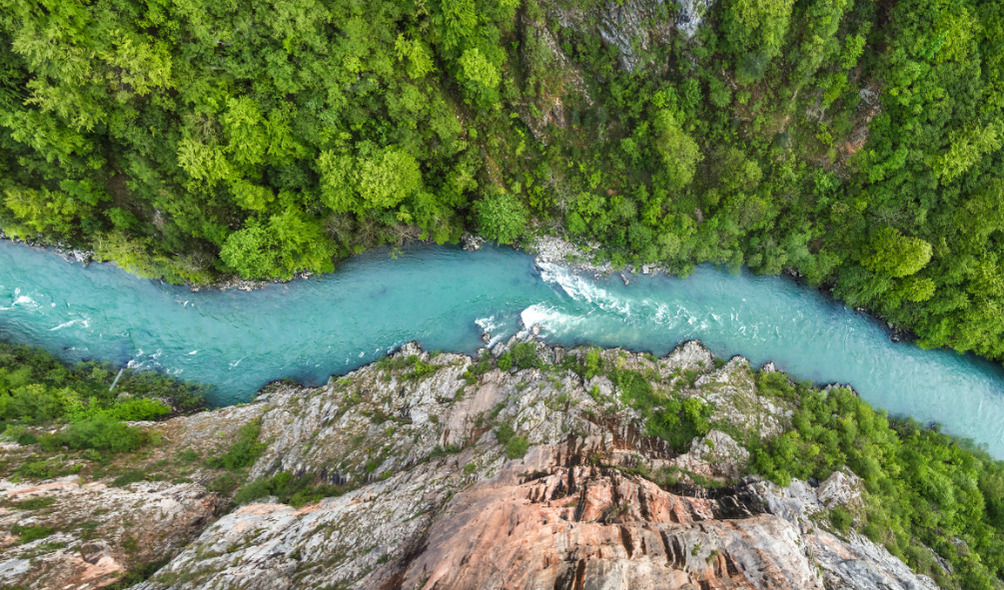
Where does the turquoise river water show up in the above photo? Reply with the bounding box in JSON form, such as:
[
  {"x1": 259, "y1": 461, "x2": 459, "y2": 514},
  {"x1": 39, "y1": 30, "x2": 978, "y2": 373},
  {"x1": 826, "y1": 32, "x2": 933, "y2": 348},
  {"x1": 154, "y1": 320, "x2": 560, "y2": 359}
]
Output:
[{"x1": 2, "y1": 240, "x2": 1004, "y2": 456}]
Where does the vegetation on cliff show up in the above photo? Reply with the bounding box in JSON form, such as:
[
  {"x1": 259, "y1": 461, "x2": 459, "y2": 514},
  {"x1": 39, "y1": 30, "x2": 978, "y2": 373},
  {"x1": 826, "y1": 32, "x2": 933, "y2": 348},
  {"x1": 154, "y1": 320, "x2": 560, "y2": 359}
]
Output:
[
  {"x1": 0, "y1": 340, "x2": 207, "y2": 454},
  {"x1": 3, "y1": 339, "x2": 1004, "y2": 587},
  {"x1": 564, "y1": 346, "x2": 1004, "y2": 589},
  {"x1": 0, "y1": 0, "x2": 1002, "y2": 361},
  {"x1": 752, "y1": 374, "x2": 1004, "y2": 589}
]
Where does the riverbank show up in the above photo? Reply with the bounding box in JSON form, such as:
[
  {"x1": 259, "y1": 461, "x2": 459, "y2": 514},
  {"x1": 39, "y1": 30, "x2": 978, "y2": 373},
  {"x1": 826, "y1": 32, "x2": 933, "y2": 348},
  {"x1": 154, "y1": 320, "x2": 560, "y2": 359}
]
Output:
[
  {"x1": 4, "y1": 236, "x2": 1004, "y2": 453},
  {"x1": 0, "y1": 231, "x2": 926, "y2": 346},
  {"x1": 4, "y1": 338, "x2": 1001, "y2": 589}
]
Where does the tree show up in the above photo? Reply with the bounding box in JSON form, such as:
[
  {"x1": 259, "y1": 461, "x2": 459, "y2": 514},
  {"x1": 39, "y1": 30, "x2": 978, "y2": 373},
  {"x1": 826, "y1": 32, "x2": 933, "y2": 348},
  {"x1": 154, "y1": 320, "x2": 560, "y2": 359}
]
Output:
[
  {"x1": 220, "y1": 210, "x2": 336, "y2": 280},
  {"x1": 219, "y1": 219, "x2": 281, "y2": 280},
  {"x1": 475, "y1": 190, "x2": 528, "y2": 244},
  {"x1": 862, "y1": 227, "x2": 933, "y2": 278},
  {"x1": 457, "y1": 47, "x2": 501, "y2": 105},
  {"x1": 722, "y1": 0, "x2": 796, "y2": 79},
  {"x1": 356, "y1": 146, "x2": 423, "y2": 210},
  {"x1": 653, "y1": 110, "x2": 702, "y2": 190}
]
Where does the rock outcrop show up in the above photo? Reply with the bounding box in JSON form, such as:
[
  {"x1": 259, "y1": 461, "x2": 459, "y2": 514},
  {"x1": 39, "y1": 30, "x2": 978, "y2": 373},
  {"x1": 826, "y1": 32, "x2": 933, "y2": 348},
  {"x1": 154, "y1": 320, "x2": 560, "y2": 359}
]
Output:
[{"x1": 1, "y1": 339, "x2": 939, "y2": 589}]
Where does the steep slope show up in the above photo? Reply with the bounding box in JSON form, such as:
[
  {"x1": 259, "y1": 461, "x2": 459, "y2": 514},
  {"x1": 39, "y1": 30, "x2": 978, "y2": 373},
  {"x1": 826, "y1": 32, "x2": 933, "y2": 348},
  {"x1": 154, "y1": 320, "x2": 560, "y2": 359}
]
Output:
[{"x1": 0, "y1": 339, "x2": 941, "y2": 589}]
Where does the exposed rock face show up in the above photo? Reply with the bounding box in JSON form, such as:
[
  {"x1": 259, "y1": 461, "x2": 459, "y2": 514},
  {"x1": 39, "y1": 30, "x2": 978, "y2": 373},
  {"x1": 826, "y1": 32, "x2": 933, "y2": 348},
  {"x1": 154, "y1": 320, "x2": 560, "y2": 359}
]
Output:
[
  {"x1": 381, "y1": 458, "x2": 830, "y2": 590},
  {"x1": 540, "y1": 0, "x2": 712, "y2": 74},
  {"x1": 2, "y1": 340, "x2": 939, "y2": 590},
  {"x1": 0, "y1": 478, "x2": 220, "y2": 590},
  {"x1": 676, "y1": 0, "x2": 714, "y2": 38}
]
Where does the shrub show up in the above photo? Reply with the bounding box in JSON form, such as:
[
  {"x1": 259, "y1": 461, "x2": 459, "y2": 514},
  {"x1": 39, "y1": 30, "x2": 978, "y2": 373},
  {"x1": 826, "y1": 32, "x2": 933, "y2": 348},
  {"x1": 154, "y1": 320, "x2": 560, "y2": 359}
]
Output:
[
  {"x1": 495, "y1": 423, "x2": 530, "y2": 459},
  {"x1": 474, "y1": 190, "x2": 528, "y2": 245},
  {"x1": 111, "y1": 470, "x2": 146, "y2": 487},
  {"x1": 52, "y1": 415, "x2": 149, "y2": 452},
  {"x1": 505, "y1": 436, "x2": 529, "y2": 459},
  {"x1": 234, "y1": 471, "x2": 349, "y2": 508},
  {"x1": 106, "y1": 398, "x2": 172, "y2": 421},
  {"x1": 830, "y1": 507, "x2": 853, "y2": 533},
  {"x1": 509, "y1": 342, "x2": 539, "y2": 370},
  {"x1": 207, "y1": 420, "x2": 265, "y2": 470}
]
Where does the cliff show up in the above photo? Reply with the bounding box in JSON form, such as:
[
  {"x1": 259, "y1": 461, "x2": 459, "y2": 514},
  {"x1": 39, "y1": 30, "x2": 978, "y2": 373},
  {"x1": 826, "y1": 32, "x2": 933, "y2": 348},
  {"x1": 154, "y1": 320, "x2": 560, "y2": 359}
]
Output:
[{"x1": 0, "y1": 339, "x2": 939, "y2": 589}]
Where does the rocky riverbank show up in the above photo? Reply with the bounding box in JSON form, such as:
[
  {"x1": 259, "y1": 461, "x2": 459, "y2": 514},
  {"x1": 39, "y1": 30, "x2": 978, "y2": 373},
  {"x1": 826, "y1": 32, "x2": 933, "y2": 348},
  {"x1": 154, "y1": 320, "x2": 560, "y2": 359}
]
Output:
[{"x1": 0, "y1": 338, "x2": 941, "y2": 589}]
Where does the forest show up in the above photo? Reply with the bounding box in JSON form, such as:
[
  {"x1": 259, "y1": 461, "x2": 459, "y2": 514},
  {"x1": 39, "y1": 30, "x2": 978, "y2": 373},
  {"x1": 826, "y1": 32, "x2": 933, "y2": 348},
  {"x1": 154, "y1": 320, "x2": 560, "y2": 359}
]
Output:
[{"x1": 0, "y1": 0, "x2": 1002, "y2": 363}]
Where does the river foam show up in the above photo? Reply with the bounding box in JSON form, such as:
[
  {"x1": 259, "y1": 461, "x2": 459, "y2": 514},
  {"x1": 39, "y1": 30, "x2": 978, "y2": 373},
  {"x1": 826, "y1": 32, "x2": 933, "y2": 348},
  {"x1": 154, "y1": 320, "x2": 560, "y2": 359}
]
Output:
[{"x1": 2, "y1": 240, "x2": 1004, "y2": 456}]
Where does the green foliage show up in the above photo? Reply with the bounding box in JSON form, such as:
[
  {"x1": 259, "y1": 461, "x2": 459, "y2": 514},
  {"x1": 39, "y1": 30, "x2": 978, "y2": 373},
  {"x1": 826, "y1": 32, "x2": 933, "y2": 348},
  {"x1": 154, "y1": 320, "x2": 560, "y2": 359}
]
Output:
[
  {"x1": 207, "y1": 420, "x2": 265, "y2": 471},
  {"x1": 0, "y1": 341, "x2": 207, "y2": 428},
  {"x1": 829, "y1": 507, "x2": 853, "y2": 533},
  {"x1": 11, "y1": 524, "x2": 54, "y2": 544},
  {"x1": 861, "y1": 228, "x2": 932, "y2": 278},
  {"x1": 508, "y1": 342, "x2": 540, "y2": 370},
  {"x1": 404, "y1": 355, "x2": 439, "y2": 380},
  {"x1": 494, "y1": 423, "x2": 529, "y2": 459},
  {"x1": 475, "y1": 190, "x2": 529, "y2": 245},
  {"x1": 220, "y1": 210, "x2": 336, "y2": 281},
  {"x1": 653, "y1": 110, "x2": 702, "y2": 190},
  {"x1": 48, "y1": 414, "x2": 149, "y2": 452},
  {"x1": 722, "y1": 0, "x2": 796, "y2": 73},
  {"x1": 233, "y1": 471, "x2": 350, "y2": 508},
  {"x1": 751, "y1": 382, "x2": 1004, "y2": 588},
  {"x1": 105, "y1": 398, "x2": 172, "y2": 421},
  {"x1": 612, "y1": 369, "x2": 713, "y2": 452},
  {"x1": 0, "y1": 340, "x2": 205, "y2": 461},
  {"x1": 10, "y1": 496, "x2": 55, "y2": 510},
  {"x1": 111, "y1": 470, "x2": 147, "y2": 488},
  {"x1": 581, "y1": 349, "x2": 603, "y2": 380}
]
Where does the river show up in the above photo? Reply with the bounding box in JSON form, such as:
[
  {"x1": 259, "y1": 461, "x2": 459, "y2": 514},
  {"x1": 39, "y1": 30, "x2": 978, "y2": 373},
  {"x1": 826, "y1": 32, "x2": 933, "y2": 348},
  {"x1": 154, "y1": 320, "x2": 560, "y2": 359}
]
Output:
[{"x1": 2, "y1": 240, "x2": 1004, "y2": 456}]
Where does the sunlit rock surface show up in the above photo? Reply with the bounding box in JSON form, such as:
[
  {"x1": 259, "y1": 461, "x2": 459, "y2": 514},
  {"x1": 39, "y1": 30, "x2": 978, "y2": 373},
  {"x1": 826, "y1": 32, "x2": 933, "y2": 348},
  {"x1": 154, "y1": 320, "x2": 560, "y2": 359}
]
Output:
[{"x1": 1, "y1": 340, "x2": 938, "y2": 589}]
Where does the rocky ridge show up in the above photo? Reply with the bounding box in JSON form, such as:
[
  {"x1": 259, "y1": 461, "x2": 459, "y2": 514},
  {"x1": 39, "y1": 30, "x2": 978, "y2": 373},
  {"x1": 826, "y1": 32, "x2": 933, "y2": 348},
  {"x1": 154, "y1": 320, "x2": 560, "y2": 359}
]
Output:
[{"x1": 1, "y1": 339, "x2": 938, "y2": 589}]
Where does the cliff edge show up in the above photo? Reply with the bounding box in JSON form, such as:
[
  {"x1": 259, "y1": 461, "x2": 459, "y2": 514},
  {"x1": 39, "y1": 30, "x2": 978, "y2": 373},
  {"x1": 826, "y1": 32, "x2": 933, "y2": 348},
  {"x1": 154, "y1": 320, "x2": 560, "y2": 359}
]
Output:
[{"x1": 1, "y1": 339, "x2": 939, "y2": 589}]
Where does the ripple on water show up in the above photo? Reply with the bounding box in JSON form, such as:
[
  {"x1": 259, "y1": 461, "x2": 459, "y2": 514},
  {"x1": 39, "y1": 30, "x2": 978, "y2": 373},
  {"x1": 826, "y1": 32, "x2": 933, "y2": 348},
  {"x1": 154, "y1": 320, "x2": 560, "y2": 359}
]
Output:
[{"x1": 2, "y1": 240, "x2": 1004, "y2": 456}]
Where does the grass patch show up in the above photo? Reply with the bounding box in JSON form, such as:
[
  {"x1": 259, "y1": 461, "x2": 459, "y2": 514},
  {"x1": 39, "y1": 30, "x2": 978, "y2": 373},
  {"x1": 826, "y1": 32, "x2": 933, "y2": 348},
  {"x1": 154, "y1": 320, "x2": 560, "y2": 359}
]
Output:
[
  {"x1": 10, "y1": 496, "x2": 56, "y2": 510},
  {"x1": 111, "y1": 470, "x2": 146, "y2": 487},
  {"x1": 207, "y1": 419, "x2": 265, "y2": 470},
  {"x1": 12, "y1": 524, "x2": 54, "y2": 543}
]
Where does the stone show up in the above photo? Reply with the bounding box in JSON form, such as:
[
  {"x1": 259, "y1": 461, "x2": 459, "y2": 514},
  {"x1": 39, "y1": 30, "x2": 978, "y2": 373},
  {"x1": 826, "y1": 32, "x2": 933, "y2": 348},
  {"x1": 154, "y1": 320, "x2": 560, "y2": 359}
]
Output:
[{"x1": 0, "y1": 341, "x2": 944, "y2": 590}]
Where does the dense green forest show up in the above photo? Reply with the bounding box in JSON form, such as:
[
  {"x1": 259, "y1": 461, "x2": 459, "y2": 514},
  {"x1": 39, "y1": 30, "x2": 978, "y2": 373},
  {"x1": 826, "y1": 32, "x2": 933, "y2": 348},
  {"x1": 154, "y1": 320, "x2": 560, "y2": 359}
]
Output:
[
  {"x1": 0, "y1": 0, "x2": 1002, "y2": 360},
  {"x1": 753, "y1": 373, "x2": 1004, "y2": 590}
]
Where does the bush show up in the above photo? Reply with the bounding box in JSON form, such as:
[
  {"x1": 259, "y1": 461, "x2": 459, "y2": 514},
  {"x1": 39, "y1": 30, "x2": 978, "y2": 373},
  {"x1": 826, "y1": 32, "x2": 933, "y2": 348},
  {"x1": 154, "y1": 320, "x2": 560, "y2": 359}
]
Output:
[
  {"x1": 106, "y1": 398, "x2": 172, "y2": 421},
  {"x1": 613, "y1": 369, "x2": 712, "y2": 452},
  {"x1": 51, "y1": 415, "x2": 148, "y2": 452},
  {"x1": 234, "y1": 471, "x2": 349, "y2": 508},
  {"x1": 207, "y1": 420, "x2": 265, "y2": 470},
  {"x1": 830, "y1": 507, "x2": 853, "y2": 533},
  {"x1": 505, "y1": 436, "x2": 529, "y2": 459},
  {"x1": 475, "y1": 190, "x2": 529, "y2": 245},
  {"x1": 207, "y1": 472, "x2": 243, "y2": 496},
  {"x1": 111, "y1": 470, "x2": 146, "y2": 487},
  {"x1": 404, "y1": 355, "x2": 439, "y2": 380},
  {"x1": 495, "y1": 423, "x2": 530, "y2": 459},
  {"x1": 509, "y1": 342, "x2": 539, "y2": 370}
]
